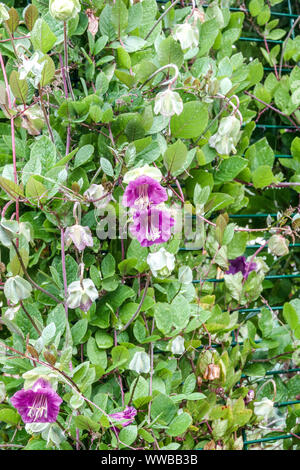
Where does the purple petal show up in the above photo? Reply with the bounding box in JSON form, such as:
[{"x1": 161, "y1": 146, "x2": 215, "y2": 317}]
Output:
[
  {"x1": 123, "y1": 176, "x2": 167, "y2": 209},
  {"x1": 130, "y1": 207, "x2": 174, "y2": 247}
]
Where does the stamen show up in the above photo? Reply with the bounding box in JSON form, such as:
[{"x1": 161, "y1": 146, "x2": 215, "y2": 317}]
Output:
[
  {"x1": 135, "y1": 184, "x2": 149, "y2": 208},
  {"x1": 28, "y1": 394, "x2": 48, "y2": 421}
]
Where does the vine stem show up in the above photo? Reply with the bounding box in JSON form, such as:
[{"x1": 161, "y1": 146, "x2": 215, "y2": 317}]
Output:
[
  {"x1": 121, "y1": 276, "x2": 150, "y2": 331},
  {"x1": 38, "y1": 84, "x2": 55, "y2": 143},
  {"x1": 279, "y1": 15, "x2": 300, "y2": 78},
  {"x1": 138, "y1": 64, "x2": 179, "y2": 91},
  {"x1": 11, "y1": 239, "x2": 62, "y2": 304},
  {"x1": 144, "y1": 0, "x2": 180, "y2": 41},
  {"x1": 64, "y1": 22, "x2": 75, "y2": 101},
  {"x1": 0, "y1": 53, "x2": 19, "y2": 226}
]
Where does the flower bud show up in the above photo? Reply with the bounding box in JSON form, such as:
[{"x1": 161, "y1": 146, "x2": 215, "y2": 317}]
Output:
[
  {"x1": 83, "y1": 184, "x2": 112, "y2": 210},
  {"x1": 66, "y1": 279, "x2": 98, "y2": 312},
  {"x1": 178, "y1": 265, "x2": 193, "y2": 284},
  {"x1": 49, "y1": 0, "x2": 80, "y2": 22},
  {"x1": 129, "y1": 351, "x2": 150, "y2": 374},
  {"x1": 203, "y1": 364, "x2": 220, "y2": 381},
  {"x1": 154, "y1": 88, "x2": 183, "y2": 118},
  {"x1": 253, "y1": 397, "x2": 274, "y2": 421},
  {"x1": 20, "y1": 105, "x2": 45, "y2": 136},
  {"x1": 147, "y1": 247, "x2": 175, "y2": 278},
  {"x1": 4, "y1": 276, "x2": 32, "y2": 305},
  {"x1": 244, "y1": 389, "x2": 255, "y2": 405},
  {"x1": 209, "y1": 115, "x2": 241, "y2": 155},
  {"x1": 173, "y1": 22, "x2": 199, "y2": 50},
  {"x1": 0, "y1": 3, "x2": 9, "y2": 23},
  {"x1": 170, "y1": 336, "x2": 185, "y2": 355},
  {"x1": 268, "y1": 234, "x2": 289, "y2": 257}
]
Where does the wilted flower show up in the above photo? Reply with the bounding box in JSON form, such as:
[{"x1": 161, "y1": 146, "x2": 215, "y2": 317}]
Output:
[
  {"x1": 123, "y1": 176, "x2": 168, "y2": 210},
  {"x1": 244, "y1": 389, "x2": 255, "y2": 405},
  {"x1": 64, "y1": 224, "x2": 93, "y2": 251},
  {"x1": 49, "y1": 0, "x2": 81, "y2": 21},
  {"x1": 19, "y1": 52, "x2": 45, "y2": 89},
  {"x1": 109, "y1": 406, "x2": 137, "y2": 427},
  {"x1": 154, "y1": 88, "x2": 183, "y2": 118},
  {"x1": 253, "y1": 397, "x2": 274, "y2": 421},
  {"x1": 130, "y1": 206, "x2": 174, "y2": 247},
  {"x1": 20, "y1": 105, "x2": 45, "y2": 136},
  {"x1": 11, "y1": 379, "x2": 62, "y2": 424},
  {"x1": 147, "y1": 247, "x2": 175, "y2": 278},
  {"x1": 226, "y1": 256, "x2": 257, "y2": 280},
  {"x1": 4, "y1": 304, "x2": 21, "y2": 321},
  {"x1": 83, "y1": 184, "x2": 112, "y2": 210},
  {"x1": 203, "y1": 364, "x2": 220, "y2": 381},
  {"x1": 123, "y1": 164, "x2": 162, "y2": 184},
  {"x1": 173, "y1": 22, "x2": 199, "y2": 50},
  {"x1": 209, "y1": 115, "x2": 241, "y2": 155},
  {"x1": 66, "y1": 279, "x2": 98, "y2": 312},
  {"x1": 268, "y1": 234, "x2": 289, "y2": 257},
  {"x1": 0, "y1": 3, "x2": 9, "y2": 23},
  {"x1": 129, "y1": 351, "x2": 150, "y2": 374},
  {"x1": 4, "y1": 276, "x2": 32, "y2": 305},
  {"x1": 170, "y1": 336, "x2": 185, "y2": 355}
]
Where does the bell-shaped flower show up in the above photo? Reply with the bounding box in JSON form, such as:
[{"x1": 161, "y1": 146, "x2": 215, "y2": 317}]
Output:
[
  {"x1": 0, "y1": 3, "x2": 9, "y2": 23},
  {"x1": 19, "y1": 52, "x2": 45, "y2": 89},
  {"x1": 130, "y1": 206, "x2": 174, "y2": 247},
  {"x1": 209, "y1": 115, "x2": 241, "y2": 155},
  {"x1": 129, "y1": 351, "x2": 150, "y2": 374},
  {"x1": 173, "y1": 22, "x2": 199, "y2": 50},
  {"x1": 254, "y1": 397, "x2": 274, "y2": 421},
  {"x1": 10, "y1": 379, "x2": 62, "y2": 424},
  {"x1": 49, "y1": 0, "x2": 80, "y2": 21},
  {"x1": 123, "y1": 164, "x2": 162, "y2": 184},
  {"x1": 123, "y1": 176, "x2": 168, "y2": 210},
  {"x1": 154, "y1": 88, "x2": 183, "y2": 118},
  {"x1": 64, "y1": 224, "x2": 93, "y2": 251},
  {"x1": 84, "y1": 184, "x2": 112, "y2": 210},
  {"x1": 226, "y1": 256, "x2": 257, "y2": 280},
  {"x1": 20, "y1": 105, "x2": 45, "y2": 136},
  {"x1": 170, "y1": 336, "x2": 185, "y2": 355},
  {"x1": 4, "y1": 276, "x2": 32, "y2": 305},
  {"x1": 108, "y1": 406, "x2": 137, "y2": 427},
  {"x1": 147, "y1": 247, "x2": 175, "y2": 278},
  {"x1": 268, "y1": 235, "x2": 289, "y2": 257},
  {"x1": 66, "y1": 278, "x2": 98, "y2": 312}
]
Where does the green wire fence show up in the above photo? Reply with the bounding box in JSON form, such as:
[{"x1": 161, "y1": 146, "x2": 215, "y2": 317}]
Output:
[{"x1": 156, "y1": 0, "x2": 300, "y2": 450}]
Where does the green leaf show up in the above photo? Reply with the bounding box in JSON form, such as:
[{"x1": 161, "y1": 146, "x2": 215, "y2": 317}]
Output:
[
  {"x1": 74, "y1": 145, "x2": 94, "y2": 168},
  {"x1": 0, "y1": 408, "x2": 20, "y2": 426},
  {"x1": 119, "y1": 425, "x2": 137, "y2": 446},
  {"x1": 167, "y1": 412, "x2": 192, "y2": 436},
  {"x1": 100, "y1": 157, "x2": 114, "y2": 177},
  {"x1": 170, "y1": 101, "x2": 208, "y2": 139},
  {"x1": 157, "y1": 36, "x2": 184, "y2": 68},
  {"x1": 24, "y1": 4, "x2": 39, "y2": 31},
  {"x1": 252, "y1": 165, "x2": 276, "y2": 188},
  {"x1": 31, "y1": 18, "x2": 57, "y2": 54},
  {"x1": 163, "y1": 140, "x2": 187, "y2": 175},
  {"x1": 9, "y1": 71, "x2": 28, "y2": 103},
  {"x1": 95, "y1": 330, "x2": 114, "y2": 349},
  {"x1": 111, "y1": 0, "x2": 128, "y2": 37},
  {"x1": 214, "y1": 157, "x2": 248, "y2": 184},
  {"x1": 87, "y1": 337, "x2": 107, "y2": 368},
  {"x1": 40, "y1": 55, "x2": 55, "y2": 87},
  {"x1": 151, "y1": 393, "x2": 177, "y2": 425}
]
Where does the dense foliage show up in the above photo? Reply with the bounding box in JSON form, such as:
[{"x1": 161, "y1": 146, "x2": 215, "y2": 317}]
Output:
[{"x1": 0, "y1": 0, "x2": 299, "y2": 451}]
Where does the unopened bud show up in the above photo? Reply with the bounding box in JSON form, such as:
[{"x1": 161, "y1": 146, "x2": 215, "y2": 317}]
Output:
[
  {"x1": 203, "y1": 364, "x2": 220, "y2": 381},
  {"x1": 26, "y1": 345, "x2": 39, "y2": 360},
  {"x1": 43, "y1": 350, "x2": 57, "y2": 366}
]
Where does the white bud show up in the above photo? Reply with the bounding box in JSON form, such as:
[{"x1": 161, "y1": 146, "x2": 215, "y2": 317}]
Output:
[
  {"x1": 123, "y1": 164, "x2": 162, "y2": 184},
  {"x1": 178, "y1": 266, "x2": 193, "y2": 284},
  {"x1": 253, "y1": 397, "x2": 274, "y2": 421},
  {"x1": 173, "y1": 22, "x2": 199, "y2": 50},
  {"x1": 154, "y1": 88, "x2": 183, "y2": 118},
  {"x1": 147, "y1": 247, "x2": 175, "y2": 278},
  {"x1": 268, "y1": 235, "x2": 289, "y2": 257},
  {"x1": 170, "y1": 336, "x2": 185, "y2": 355},
  {"x1": 4, "y1": 276, "x2": 32, "y2": 304},
  {"x1": 129, "y1": 351, "x2": 150, "y2": 374},
  {"x1": 83, "y1": 184, "x2": 112, "y2": 210},
  {"x1": 49, "y1": 0, "x2": 81, "y2": 22},
  {"x1": 66, "y1": 279, "x2": 98, "y2": 312}
]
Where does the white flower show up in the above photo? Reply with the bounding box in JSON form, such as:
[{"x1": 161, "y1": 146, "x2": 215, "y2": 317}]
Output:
[
  {"x1": 154, "y1": 88, "x2": 183, "y2": 118},
  {"x1": 83, "y1": 184, "x2": 112, "y2": 210},
  {"x1": 173, "y1": 22, "x2": 199, "y2": 50},
  {"x1": 19, "y1": 52, "x2": 45, "y2": 89},
  {"x1": 123, "y1": 164, "x2": 162, "y2": 184},
  {"x1": 147, "y1": 247, "x2": 175, "y2": 278},
  {"x1": 170, "y1": 336, "x2": 185, "y2": 355},
  {"x1": 4, "y1": 276, "x2": 32, "y2": 305},
  {"x1": 178, "y1": 266, "x2": 193, "y2": 284},
  {"x1": 254, "y1": 397, "x2": 274, "y2": 421},
  {"x1": 65, "y1": 224, "x2": 93, "y2": 251},
  {"x1": 0, "y1": 3, "x2": 9, "y2": 24},
  {"x1": 129, "y1": 351, "x2": 150, "y2": 374},
  {"x1": 49, "y1": 0, "x2": 81, "y2": 22},
  {"x1": 209, "y1": 115, "x2": 241, "y2": 155},
  {"x1": 66, "y1": 279, "x2": 98, "y2": 312}
]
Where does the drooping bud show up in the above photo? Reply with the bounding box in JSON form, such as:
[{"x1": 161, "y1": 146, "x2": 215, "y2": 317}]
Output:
[
  {"x1": 203, "y1": 364, "x2": 220, "y2": 381},
  {"x1": 147, "y1": 247, "x2": 175, "y2": 278},
  {"x1": 49, "y1": 0, "x2": 80, "y2": 22},
  {"x1": 268, "y1": 234, "x2": 289, "y2": 257},
  {"x1": 170, "y1": 336, "x2": 185, "y2": 355},
  {"x1": 4, "y1": 276, "x2": 32, "y2": 305},
  {"x1": 129, "y1": 351, "x2": 150, "y2": 374},
  {"x1": 154, "y1": 88, "x2": 183, "y2": 118}
]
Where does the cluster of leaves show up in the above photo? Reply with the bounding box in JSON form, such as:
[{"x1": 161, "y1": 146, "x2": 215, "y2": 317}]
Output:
[{"x1": 0, "y1": 0, "x2": 299, "y2": 451}]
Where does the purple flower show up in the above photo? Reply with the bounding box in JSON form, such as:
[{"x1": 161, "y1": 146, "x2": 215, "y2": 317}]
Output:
[
  {"x1": 130, "y1": 207, "x2": 174, "y2": 247},
  {"x1": 109, "y1": 406, "x2": 137, "y2": 427},
  {"x1": 122, "y1": 176, "x2": 168, "y2": 209},
  {"x1": 226, "y1": 256, "x2": 257, "y2": 280},
  {"x1": 10, "y1": 379, "x2": 62, "y2": 424}
]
